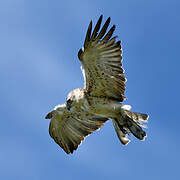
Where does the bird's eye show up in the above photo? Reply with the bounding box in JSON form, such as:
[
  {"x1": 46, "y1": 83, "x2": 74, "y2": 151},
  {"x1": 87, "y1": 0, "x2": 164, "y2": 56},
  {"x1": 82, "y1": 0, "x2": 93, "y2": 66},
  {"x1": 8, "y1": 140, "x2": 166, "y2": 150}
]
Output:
[{"x1": 66, "y1": 99, "x2": 73, "y2": 110}]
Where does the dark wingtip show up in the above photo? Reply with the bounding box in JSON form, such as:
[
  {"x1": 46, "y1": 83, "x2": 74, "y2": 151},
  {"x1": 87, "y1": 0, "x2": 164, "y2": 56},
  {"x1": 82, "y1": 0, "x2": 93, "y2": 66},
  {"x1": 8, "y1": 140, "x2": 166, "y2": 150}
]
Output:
[
  {"x1": 99, "y1": 14, "x2": 103, "y2": 19},
  {"x1": 95, "y1": 16, "x2": 111, "y2": 41},
  {"x1": 84, "y1": 20, "x2": 93, "y2": 48},
  {"x1": 45, "y1": 113, "x2": 51, "y2": 119},
  {"x1": 112, "y1": 24, "x2": 116, "y2": 30},
  {"x1": 90, "y1": 15, "x2": 103, "y2": 41},
  {"x1": 106, "y1": 17, "x2": 111, "y2": 26},
  {"x1": 45, "y1": 110, "x2": 55, "y2": 119},
  {"x1": 78, "y1": 48, "x2": 83, "y2": 61}
]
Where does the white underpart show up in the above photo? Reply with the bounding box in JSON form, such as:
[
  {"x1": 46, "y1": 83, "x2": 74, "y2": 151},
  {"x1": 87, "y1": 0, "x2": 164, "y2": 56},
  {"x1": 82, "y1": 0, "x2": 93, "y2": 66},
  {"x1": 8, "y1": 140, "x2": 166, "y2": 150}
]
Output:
[
  {"x1": 109, "y1": 104, "x2": 131, "y2": 111},
  {"x1": 121, "y1": 104, "x2": 131, "y2": 110},
  {"x1": 81, "y1": 65, "x2": 86, "y2": 89}
]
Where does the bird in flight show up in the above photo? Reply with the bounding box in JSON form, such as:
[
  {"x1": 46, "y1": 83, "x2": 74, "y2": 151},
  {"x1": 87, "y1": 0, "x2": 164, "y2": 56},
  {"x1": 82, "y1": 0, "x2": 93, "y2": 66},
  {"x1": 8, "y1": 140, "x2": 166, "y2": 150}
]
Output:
[{"x1": 45, "y1": 15, "x2": 149, "y2": 154}]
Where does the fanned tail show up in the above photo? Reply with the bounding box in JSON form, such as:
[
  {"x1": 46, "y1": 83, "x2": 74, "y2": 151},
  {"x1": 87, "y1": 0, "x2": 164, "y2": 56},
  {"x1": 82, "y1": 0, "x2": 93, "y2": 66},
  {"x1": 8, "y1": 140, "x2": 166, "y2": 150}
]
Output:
[{"x1": 113, "y1": 109, "x2": 149, "y2": 145}]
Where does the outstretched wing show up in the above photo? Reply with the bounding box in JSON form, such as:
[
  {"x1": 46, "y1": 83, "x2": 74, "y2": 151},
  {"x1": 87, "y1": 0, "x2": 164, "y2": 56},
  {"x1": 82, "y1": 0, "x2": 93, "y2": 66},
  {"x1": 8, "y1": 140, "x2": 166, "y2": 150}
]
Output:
[
  {"x1": 48, "y1": 111, "x2": 108, "y2": 154},
  {"x1": 78, "y1": 15, "x2": 126, "y2": 102}
]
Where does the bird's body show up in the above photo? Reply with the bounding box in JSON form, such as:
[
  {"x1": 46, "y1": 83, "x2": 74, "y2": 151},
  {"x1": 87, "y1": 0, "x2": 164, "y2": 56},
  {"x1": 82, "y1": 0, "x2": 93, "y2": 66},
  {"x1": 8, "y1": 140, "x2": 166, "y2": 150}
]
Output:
[
  {"x1": 46, "y1": 15, "x2": 149, "y2": 154},
  {"x1": 66, "y1": 88, "x2": 126, "y2": 120}
]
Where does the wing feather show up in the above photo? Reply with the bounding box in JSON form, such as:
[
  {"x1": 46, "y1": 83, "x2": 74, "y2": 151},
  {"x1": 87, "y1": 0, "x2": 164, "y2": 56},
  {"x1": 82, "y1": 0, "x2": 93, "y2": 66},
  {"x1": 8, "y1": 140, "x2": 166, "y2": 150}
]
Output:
[
  {"x1": 102, "y1": 25, "x2": 116, "y2": 42},
  {"x1": 95, "y1": 17, "x2": 111, "y2": 41},
  {"x1": 78, "y1": 16, "x2": 126, "y2": 101},
  {"x1": 84, "y1": 21, "x2": 92, "y2": 48},
  {"x1": 90, "y1": 15, "x2": 102, "y2": 41},
  {"x1": 49, "y1": 111, "x2": 108, "y2": 154}
]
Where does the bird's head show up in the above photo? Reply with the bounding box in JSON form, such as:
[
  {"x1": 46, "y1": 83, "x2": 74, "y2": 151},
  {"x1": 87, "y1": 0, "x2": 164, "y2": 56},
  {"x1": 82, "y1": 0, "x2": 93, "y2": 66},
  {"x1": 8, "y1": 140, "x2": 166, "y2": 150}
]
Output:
[
  {"x1": 66, "y1": 90, "x2": 77, "y2": 111},
  {"x1": 66, "y1": 88, "x2": 84, "y2": 111}
]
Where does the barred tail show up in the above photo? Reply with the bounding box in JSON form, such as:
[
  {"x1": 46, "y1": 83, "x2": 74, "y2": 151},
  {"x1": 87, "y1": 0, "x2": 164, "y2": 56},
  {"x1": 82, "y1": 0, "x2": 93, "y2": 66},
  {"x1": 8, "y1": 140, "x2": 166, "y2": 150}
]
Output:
[{"x1": 112, "y1": 110, "x2": 149, "y2": 145}]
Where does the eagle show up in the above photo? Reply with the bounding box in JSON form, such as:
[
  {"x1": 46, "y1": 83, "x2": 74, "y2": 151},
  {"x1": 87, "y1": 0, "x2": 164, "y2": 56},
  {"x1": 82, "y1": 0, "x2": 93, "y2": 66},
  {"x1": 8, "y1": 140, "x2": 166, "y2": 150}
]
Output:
[{"x1": 45, "y1": 15, "x2": 149, "y2": 154}]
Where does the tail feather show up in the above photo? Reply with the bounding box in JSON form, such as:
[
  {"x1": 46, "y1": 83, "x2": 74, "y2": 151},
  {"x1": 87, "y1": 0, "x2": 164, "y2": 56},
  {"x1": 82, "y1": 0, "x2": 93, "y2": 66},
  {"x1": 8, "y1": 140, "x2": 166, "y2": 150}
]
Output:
[
  {"x1": 124, "y1": 110, "x2": 149, "y2": 122},
  {"x1": 124, "y1": 110, "x2": 148, "y2": 140},
  {"x1": 113, "y1": 109, "x2": 149, "y2": 144},
  {"x1": 112, "y1": 119, "x2": 130, "y2": 145},
  {"x1": 125, "y1": 116, "x2": 147, "y2": 140}
]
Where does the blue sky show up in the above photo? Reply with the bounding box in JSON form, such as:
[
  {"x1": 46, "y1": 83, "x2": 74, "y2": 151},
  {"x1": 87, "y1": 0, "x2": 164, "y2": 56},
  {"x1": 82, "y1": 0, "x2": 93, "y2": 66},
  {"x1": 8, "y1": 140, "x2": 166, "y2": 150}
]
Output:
[{"x1": 1, "y1": 0, "x2": 180, "y2": 179}]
